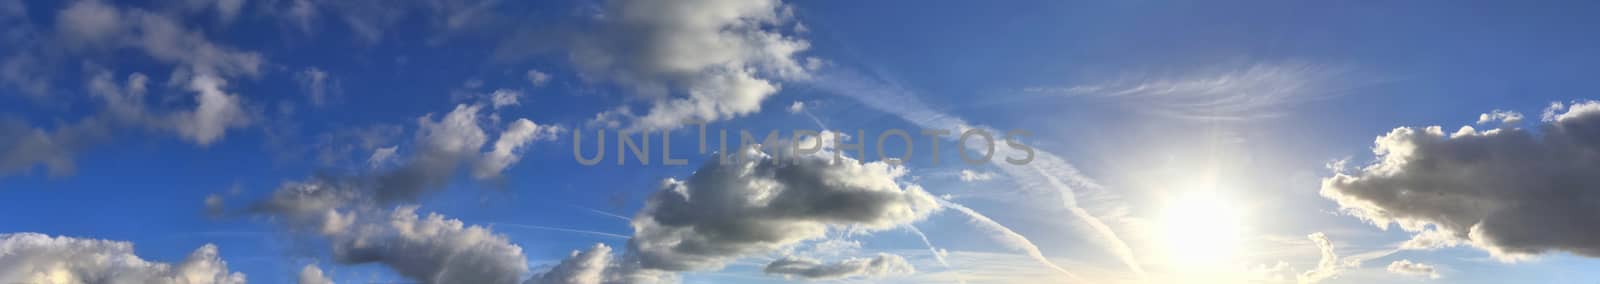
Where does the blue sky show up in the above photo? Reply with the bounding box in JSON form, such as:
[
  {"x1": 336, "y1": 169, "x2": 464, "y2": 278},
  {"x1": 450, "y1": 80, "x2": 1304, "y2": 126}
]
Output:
[{"x1": 5, "y1": 0, "x2": 1600, "y2": 283}]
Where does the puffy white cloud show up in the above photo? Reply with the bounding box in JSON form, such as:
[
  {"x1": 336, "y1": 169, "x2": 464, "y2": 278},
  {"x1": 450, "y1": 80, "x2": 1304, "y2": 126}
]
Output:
[
  {"x1": 1386, "y1": 259, "x2": 1440, "y2": 279},
  {"x1": 298, "y1": 265, "x2": 334, "y2": 284},
  {"x1": 1476, "y1": 109, "x2": 1523, "y2": 125},
  {"x1": 330, "y1": 206, "x2": 529, "y2": 284},
  {"x1": 1298, "y1": 232, "x2": 1346, "y2": 284},
  {"x1": 787, "y1": 101, "x2": 804, "y2": 114},
  {"x1": 0, "y1": 233, "x2": 246, "y2": 284},
  {"x1": 1321, "y1": 101, "x2": 1600, "y2": 260},
  {"x1": 527, "y1": 243, "x2": 613, "y2": 284},
  {"x1": 246, "y1": 180, "x2": 529, "y2": 284},
  {"x1": 172, "y1": 74, "x2": 250, "y2": 145},
  {"x1": 763, "y1": 253, "x2": 914, "y2": 280},
  {"x1": 573, "y1": 0, "x2": 813, "y2": 130},
  {"x1": 475, "y1": 118, "x2": 561, "y2": 179}
]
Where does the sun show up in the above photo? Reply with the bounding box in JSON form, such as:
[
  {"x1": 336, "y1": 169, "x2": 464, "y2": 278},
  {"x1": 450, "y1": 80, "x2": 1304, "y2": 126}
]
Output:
[{"x1": 1160, "y1": 189, "x2": 1244, "y2": 269}]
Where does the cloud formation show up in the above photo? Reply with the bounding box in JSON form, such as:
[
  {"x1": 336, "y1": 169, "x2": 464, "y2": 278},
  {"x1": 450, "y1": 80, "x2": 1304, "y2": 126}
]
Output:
[
  {"x1": 1386, "y1": 259, "x2": 1440, "y2": 279},
  {"x1": 530, "y1": 138, "x2": 940, "y2": 283},
  {"x1": 574, "y1": 0, "x2": 813, "y2": 130},
  {"x1": 236, "y1": 103, "x2": 560, "y2": 284},
  {"x1": 1321, "y1": 101, "x2": 1600, "y2": 260},
  {"x1": 763, "y1": 253, "x2": 914, "y2": 280},
  {"x1": 0, "y1": 233, "x2": 246, "y2": 284},
  {"x1": 1026, "y1": 63, "x2": 1340, "y2": 120},
  {"x1": 299, "y1": 265, "x2": 334, "y2": 284}
]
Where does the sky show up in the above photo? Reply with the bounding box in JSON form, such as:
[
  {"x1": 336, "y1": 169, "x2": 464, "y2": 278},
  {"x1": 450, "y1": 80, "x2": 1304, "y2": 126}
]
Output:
[{"x1": 4, "y1": 0, "x2": 1600, "y2": 283}]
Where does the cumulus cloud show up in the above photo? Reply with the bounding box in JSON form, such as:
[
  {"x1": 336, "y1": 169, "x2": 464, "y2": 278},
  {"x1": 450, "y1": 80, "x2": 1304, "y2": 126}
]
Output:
[
  {"x1": 1321, "y1": 100, "x2": 1600, "y2": 260},
  {"x1": 1298, "y1": 232, "x2": 1348, "y2": 284},
  {"x1": 299, "y1": 265, "x2": 334, "y2": 284},
  {"x1": 573, "y1": 0, "x2": 813, "y2": 130},
  {"x1": 527, "y1": 243, "x2": 613, "y2": 284},
  {"x1": 172, "y1": 74, "x2": 251, "y2": 145},
  {"x1": 528, "y1": 137, "x2": 940, "y2": 282},
  {"x1": 625, "y1": 145, "x2": 940, "y2": 271},
  {"x1": 0, "y1": 233, "x2": 246, "y2": 284},
  {"x1": 1, "y1": 1, "x2": 262, "y2": 177},
  {"x1": 331, "y1": 206, "x2": 529, "y2": 284},
  {"x1": 245, "y1": 180, "x2": 529, "y2": 284},
  {"x1": 234, "y1": 103, "x2": 565, "y2": 284},
  {"x1": 1386, "y1": 259, "x2": 1440, "y2": 279},
  {"x1": 763, "y1": 253, "x2": 914, "y2": 280}
]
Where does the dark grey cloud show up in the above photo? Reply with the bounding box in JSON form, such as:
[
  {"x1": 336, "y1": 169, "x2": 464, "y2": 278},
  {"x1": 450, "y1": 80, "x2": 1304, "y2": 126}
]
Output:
[
  {"x1": 626, "y1": 145, "x2": 941, "y2": 272},
  {"x1": 529, "y1": 136, "x2": 939, "y2": 283},
  {"x1": 1322, "y1": 101, "x2": 1600, "y2": 260},
  {"x1": 0, "y1": 117, "x2": 111, "y2": 177},
  {"x1": 762, "y1": 253, "x2": 913, "y2": 280}
]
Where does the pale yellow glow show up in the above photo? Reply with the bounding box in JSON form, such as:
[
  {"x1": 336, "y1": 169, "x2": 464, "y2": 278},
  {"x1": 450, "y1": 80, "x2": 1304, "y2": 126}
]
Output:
[{"x1": 1160, "y1": 189, "x2": 1243, "y2": 269}]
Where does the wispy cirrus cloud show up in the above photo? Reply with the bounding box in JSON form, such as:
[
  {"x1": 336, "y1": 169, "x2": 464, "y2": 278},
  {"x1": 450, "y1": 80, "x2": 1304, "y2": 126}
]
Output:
[{"x1": 1025, "y1": 63, "x2": 1351, "y2": 121}]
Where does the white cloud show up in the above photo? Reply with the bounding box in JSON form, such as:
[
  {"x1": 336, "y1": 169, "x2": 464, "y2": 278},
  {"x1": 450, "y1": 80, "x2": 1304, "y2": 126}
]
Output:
[
  {"x1": 172, "y1": 74, "x2": 250, "y2": 145},
  {"x1": 1321, "y1": 100, "x2": 1600, "y2": 261},
  {"x1": 366, "y1": 145, "x2": 398, "y2": 169},
  {"x1": 763, "y1": 253, "x2": 914, "y2": 280},
  {"x1": 475, "y1": 118, "x2": 561, "y2": 178},
  {"x1": 0, "y1": 233, "x2": 246, "y2": 284},
  {"x1": 787, "y1": 101, "x2": 805, "y2": 113},
  {"x1": 1298, "y1": 232, "x2": 1346, "y2": 284},
  {"x1": 527, "y1": 243, "x2": 613, "y2": 284},
  {"x1": 1476, "y1": 109, "x2": 1523, "y2": 125},
  {"x1": 490, "y1": 89, "x2": 522, "y2": 109},
  {"x1": 573, "y1": 0, "x2": 812, "y2": 130},
  {"x1": 958, "y1": 170, "x2": 994, "y2": 182},
  {"x1": 246, "y1": 179, "x2": 530, "y2": 284},
  {"x1": 527, "y1": 69, "x2": 551, "y2": 87},
  {"x1": 299, "y1": 265, "x2": 335, "y2": 284},
  {"x1": 1386, "y1": 259, "x2": 1440, "y2": 279}
]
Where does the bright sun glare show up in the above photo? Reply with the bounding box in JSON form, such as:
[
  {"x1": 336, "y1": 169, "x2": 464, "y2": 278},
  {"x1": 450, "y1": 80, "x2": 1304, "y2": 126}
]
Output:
[{"x1": 1162, "y1": 189, "x2": 1244, "y2": 268}]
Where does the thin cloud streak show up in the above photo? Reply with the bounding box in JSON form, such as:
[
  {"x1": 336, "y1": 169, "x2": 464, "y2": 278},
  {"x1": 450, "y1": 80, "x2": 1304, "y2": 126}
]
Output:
[
  {"x1": 940, "y1": 200, "x2": 1086, "y2": 282},
  {"x1": 492, "y1": 222, "x2": 630, "y2": 240},
  {"x1": 812, "y1": 68, "x2": 1146, "y2": 277}
]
